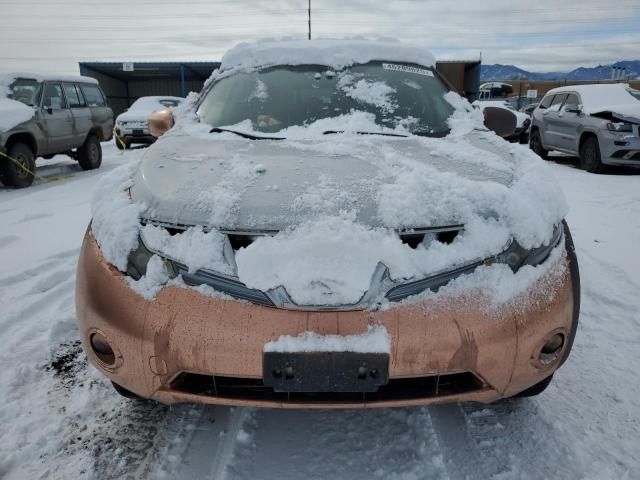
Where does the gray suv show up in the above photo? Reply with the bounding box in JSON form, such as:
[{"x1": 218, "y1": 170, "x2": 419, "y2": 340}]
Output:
[
  {"x1": 0, "y1": 74, "x2": 113, "y2": 187},
  {"x1": 529, "y1": 84, "x2": 640, "y2": 173}
]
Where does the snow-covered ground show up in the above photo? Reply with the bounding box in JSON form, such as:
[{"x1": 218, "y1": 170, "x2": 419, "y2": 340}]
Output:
[{"x1": 0, "y1": 143, "x2": 638, "y2": 479}]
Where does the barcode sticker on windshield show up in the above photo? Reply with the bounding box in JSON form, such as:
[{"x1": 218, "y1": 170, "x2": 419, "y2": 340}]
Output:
[{"x1": 382, "y1": 63, "x2": 434, "y2": 77}]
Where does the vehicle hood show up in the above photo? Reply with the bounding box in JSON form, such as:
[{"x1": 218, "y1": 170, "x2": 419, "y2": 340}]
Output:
[
  {"x1": 130, "y1": 131, "x2": 515, "y2": 231},
  {"x1": 0, "y1": 98, "x2": 35, "y2": 133},
  {"x1": 590, "y1": 103, "x2": 640, "y2": 124},
  {"x1": 117, "y1": 111, "x2": 152, "y2": 123}
]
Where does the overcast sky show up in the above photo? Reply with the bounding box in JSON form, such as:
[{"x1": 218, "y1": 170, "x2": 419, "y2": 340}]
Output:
[{"x1": 1, "y1": 0, "x2": 639, "y2": 75}]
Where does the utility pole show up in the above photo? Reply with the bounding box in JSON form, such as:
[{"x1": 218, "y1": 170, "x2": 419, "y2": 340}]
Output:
[{"x1": 308, "y1": 0, "x2": 311, "y2": 40}]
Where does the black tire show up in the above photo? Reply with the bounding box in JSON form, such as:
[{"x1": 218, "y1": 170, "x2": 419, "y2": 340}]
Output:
[
  {"x1": 515, "y1": 374, "x2": 553, "y2": 398},
  {"x1": 115, "y1": 137, "x2": 129, "y2": 150},
  {"x1": 0, "y1": 142, "x2": 36, "y2": 188},
  {"x1": 579, "y1": 136, "x2": 606, "y2": 173},
  {"x1": 529, "y1": 129, "x2": 548, "y2": 159},
  {"x1": 519, "y1": 131, "x2": 530, "y2": 145},
  {"x1": 111, "y1": 381, "x2": 144, "y2": 400},
  {"x1": 77, "y1": 134, "x2": 102, "y2": 170}
]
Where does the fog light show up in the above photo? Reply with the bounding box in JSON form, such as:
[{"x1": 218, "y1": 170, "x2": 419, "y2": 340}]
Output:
[
  {"x1": 90, "y1": 332, "x2": 116, "y2": 366},
  {"x1": 539, "y1": 333, "x2": 565, "y2": 366}
]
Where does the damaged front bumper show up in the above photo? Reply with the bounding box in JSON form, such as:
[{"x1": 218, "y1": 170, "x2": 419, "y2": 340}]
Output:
[{"x1": 75, "y1": 226, "x2": 579, "y2": 408}]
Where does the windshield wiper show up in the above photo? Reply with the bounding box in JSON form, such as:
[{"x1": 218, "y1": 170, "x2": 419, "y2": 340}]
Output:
[
  {"x1": 322, "y1": 130, "x2": 408, "y2": 138},
  {"x1": 210, "y1": 127, "x2": 284, "y2": 140}
]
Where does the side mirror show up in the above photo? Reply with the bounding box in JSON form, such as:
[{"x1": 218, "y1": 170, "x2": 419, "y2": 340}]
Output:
[
  {"x1": 148, "y1": 108, "x2": 174, "y2": 138},
  {"x1": 482, "y1": 106, "x2": 517, "y2": 138}
]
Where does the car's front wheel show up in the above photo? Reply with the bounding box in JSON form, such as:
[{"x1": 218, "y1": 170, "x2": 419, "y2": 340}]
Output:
[
  {"x1": 77, "y1": 134, "x2": 102, "y2": 170},
  {"x1": 579, "y1": 136, "x2": 606, "y2": 173},
  {"x1": 529, "y1": 129, "x2": 548, "y2": 159},
  {"x1": 0, "y1": 142, "x2": 36, "y2": 188}
]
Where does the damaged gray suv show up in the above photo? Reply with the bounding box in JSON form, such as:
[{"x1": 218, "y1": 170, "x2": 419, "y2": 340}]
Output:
[
  {"x1": 529, "y1": 83, "x2": 640, "y2": 173},
  {"x1": 0, "y1": 74, "x2": 113, "y2": 187}
]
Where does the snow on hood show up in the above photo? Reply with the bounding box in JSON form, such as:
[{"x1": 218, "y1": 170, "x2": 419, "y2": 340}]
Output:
[
  {"x1": 0, "y1": 75, "x2": 35, "y2": 132},
  {"x1": 92, "y1": 91, "x2": 567, "y2": 307},
  {"x1": 548, "y1": 83, "x2": 640, "y2": 121},
  {"x1": 219, "y1": 38, "x2": 436, "y2": 73},
  {"x1": 116, "y1": 96, "x2": 183, "y2": 123}
]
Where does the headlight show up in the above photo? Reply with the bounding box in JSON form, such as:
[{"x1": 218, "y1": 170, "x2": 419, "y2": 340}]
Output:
[
  {"x1": 385, "y1": 224, "x2": 563, "y2": 302},
  {"x1": 606, "y1": 122, "x2": 632, "y2": 132}
]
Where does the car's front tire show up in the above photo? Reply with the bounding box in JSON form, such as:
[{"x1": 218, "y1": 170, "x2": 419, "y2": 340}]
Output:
[
  {"x1": 115, "y1": 137, "x2": 129, "y2": 150},
  {"x1": 78, "y1": 134, "x2": 102, "y2": 170},
  {"x1": 579, "y1": 136, "x2": 605, "y2": 173},
  {"x1": 529, "y1": 129, "x2": 548, "y2": 159},
  {"x1": 0, "y1": 142, "x2": 36, "y2": 188}
]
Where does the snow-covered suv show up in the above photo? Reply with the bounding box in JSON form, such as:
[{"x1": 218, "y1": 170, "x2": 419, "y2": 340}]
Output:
[
  {"x1": 0, "y1": 74, "x2": 113, "y2": 187},
  {"x1": 76, "y1": 39, "x2": 579, "y2": 408}
]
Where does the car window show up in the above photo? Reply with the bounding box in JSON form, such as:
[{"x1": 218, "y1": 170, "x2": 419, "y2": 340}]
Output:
[
  {"x1": 548, "y1": 93, "x2": 567, "y2": 112},
  {"x1": 80, "y1": 84, "x2": 106, "y2": 107},
  {"x1": 74, "y1": 84, "x2": 87, "y2": 106},
  {"x1": 539, "y1": 95, "x2": 554, "y2": 109},
  {"x1": 9, "y1": 78, "x2": 42, "y2": 107},
  {"x1": 563, "y1": 94, "x2": 580, "y2": 112},
  {"x1": 42, "y1": 83, "x2": 67, "y2": 109},
  {"x1": 63, "y1": 83, "x2": 84, "y2": 108}
]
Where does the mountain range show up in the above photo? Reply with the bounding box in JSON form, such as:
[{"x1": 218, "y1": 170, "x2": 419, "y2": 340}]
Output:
[{"x1": 480, "y1": 60, "x2": 640, "y2": 81}]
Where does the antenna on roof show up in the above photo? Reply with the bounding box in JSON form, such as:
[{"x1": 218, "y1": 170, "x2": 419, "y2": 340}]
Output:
[{"x1": 308, "y1": 0, "x2": 311, "y2": 40}]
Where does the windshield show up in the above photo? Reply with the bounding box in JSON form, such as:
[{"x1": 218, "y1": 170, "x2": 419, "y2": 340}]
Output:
[
  {"x1": 198, "y1": 62, "x2": 454, "y2": 137},
  {"x1": 9, "y1": 79, "x2": 42, "y2": 107}
]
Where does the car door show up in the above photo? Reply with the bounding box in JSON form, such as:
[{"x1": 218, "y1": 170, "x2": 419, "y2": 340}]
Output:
[
  {"x1": 63, "y1": 83, "x2": 92, "y2": 148},
  {"x1": 555, "y1": 93, "x2": 582, "y2": 153},
  {"x1": 40, "y1": 82, "x2": 74, "y2": 154},
  {"x1": 80, "y1": 83, "x2": 114, "y2": 140},
  {"x1": 540, "y1": 93, "x2": 568, "y2": 149}
]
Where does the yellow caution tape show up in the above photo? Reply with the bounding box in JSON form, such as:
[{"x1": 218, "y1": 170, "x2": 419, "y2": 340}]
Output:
[
  {"x1": 113, "y1": 128, "x2": 127, "y2": 152},
  {"x1": 0, "y1": 150, "x2": 72, "y2": 185}
]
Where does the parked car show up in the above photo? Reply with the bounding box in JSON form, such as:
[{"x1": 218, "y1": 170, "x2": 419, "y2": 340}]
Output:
[
  {"x1": 114, "y1": 96, "x2": 183, "y2": 149},
  {"x1": 530, "y1": 84, "x2": 640, "y2": 172},
  {"x1": 474, "y1": 100, "x2": 531, "y2": 143},
  {"x1": 76, "y1": 39, "x2": 579, "y2": 408},
  {"x1": 0, "y1": 74, "x2": 113, "y2": 187},
  {"x1": 478, "y1": 82, "x2": 513, "y2": 99}
]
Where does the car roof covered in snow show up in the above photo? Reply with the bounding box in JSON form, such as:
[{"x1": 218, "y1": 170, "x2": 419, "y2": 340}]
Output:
[
  {"x1": 0, "y1": 72, "x2": 99, "y2": 86},
  {"x1": 545, "y1": 83, "x2": 639, "y2": 114},
  {"x1": 219, "y1": 38, "x2": 436, "y2": 72}
]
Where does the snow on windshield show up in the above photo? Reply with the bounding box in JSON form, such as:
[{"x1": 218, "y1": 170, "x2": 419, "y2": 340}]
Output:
[
  {"x1": 338, "y1": 73, "x2": 397, "y2": 113},
  {"x1": 92, "y1": 78, "x2": 567, "y2": 308}
]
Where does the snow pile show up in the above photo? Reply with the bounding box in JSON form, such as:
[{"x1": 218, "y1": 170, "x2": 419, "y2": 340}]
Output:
[
  {"x1": 264, "y1": 325, "x2": 390, "y2": 353},
  {"x1": 141, "y1": 223, "x2": 232, "y2": 274},
  {"x1": 90, "y1": 161, "x2": 141, "y2": 271},
  {"x1": 219, "y1": 38, "x2": 436, "y2": 73}
]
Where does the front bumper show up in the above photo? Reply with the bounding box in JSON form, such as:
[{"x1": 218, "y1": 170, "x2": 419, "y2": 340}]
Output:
[
  {"x1": 600, "y1": 129, "x2": 640, "y2": 166},
  {"x1": 76, "y1": 228, "x2": 579, "y2": 408},
  {"x1": 115, "y1": 127, "x2": 156, "y2": 145}
]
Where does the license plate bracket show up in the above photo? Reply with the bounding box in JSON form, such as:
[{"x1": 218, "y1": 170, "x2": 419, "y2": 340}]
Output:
[{"x1": 263, "y1": 351, "x2": 389, "y2": 393}]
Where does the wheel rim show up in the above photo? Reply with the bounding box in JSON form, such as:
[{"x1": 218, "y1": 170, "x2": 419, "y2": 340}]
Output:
[
  {"x1": 13, "y1": 153, "x2": 30, "y2": 179},
  {"x1": 583, "y1": 143, "x2": 595, "y2": 168},
  {"x1": 90, "y1": 143, "x2": 99, "y2": 163}
]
